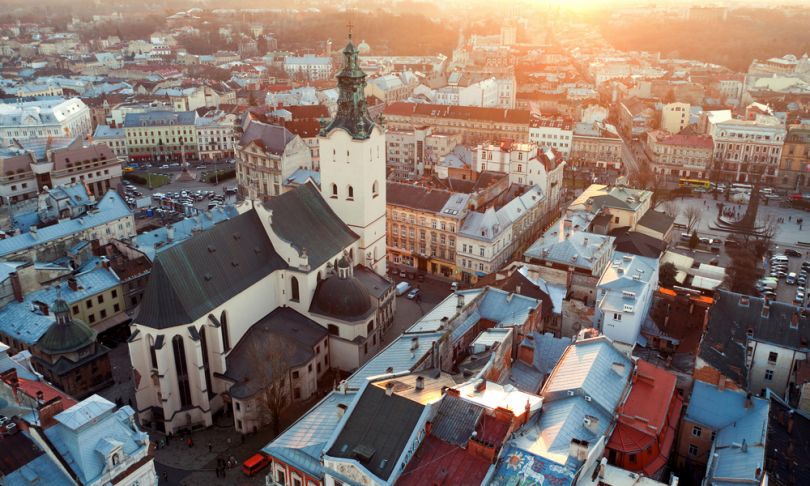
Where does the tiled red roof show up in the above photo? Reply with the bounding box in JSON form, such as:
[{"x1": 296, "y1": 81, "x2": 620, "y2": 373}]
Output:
[
  {"x1": 283, "y1": 119, "x2": 321, "y2": 138},
  {"x1": 17, "y1": 377, "x2": 77, "y2": 408},
  {"x1": 530, "y1": 116, "x2": 573, "y2": 131},
  {"x1": 397, "y1": 435, "x2": 491, "y2": 486},
  {"x1": 654, "y1": 131, "x2": 714, "y2": 149},
  {"x1": 384, "y1": 102, "x2": 532, "y2": 124}
]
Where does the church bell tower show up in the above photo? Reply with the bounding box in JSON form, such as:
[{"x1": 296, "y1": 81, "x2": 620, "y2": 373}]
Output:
[{"x1": 318, "y1": 31, "x2": 387, "y2": 275}]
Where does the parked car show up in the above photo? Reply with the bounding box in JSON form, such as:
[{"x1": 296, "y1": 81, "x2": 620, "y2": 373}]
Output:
[
  {"x1": 724, "y1": 239, "x2": 741, "y2": 248},
  {"x1": 395, "y1": 281, "x2": 411, "y2": 296},
  {"x1": 242, "y1": 453, "x2": 269, "y2": 477},
  {"x1": 785, "y1": 248, "x2": 803, "y2": 257},
  {"x1": 407, "y1": 288, "x2": 421, "y2": 300},
  {"x1": 787, "y1": 272, "x2": 798, "y2": 285}
]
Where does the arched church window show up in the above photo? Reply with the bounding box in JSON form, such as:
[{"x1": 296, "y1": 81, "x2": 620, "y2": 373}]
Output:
[
  {"x1": 220, "y1": 311, "x2": 231, "y2": 352},
  {"x1": 199, "y1": 325, "x2": 212, "y2": 397},
  {"x1": 372, "y1": 180, "x2": 379, "y2": 198},
  {"x1": 291, "y1": 276, "x2": 300, "y2": 302},
  {"x1": 331, "y1": 183, "x2": 338, "y2": 198},
  {"x1": 172, "y1": 335, "x2": 192, "y2": 408},
  {"x1": 347, "y1": 185, "x2": 354, "y2": 200}
]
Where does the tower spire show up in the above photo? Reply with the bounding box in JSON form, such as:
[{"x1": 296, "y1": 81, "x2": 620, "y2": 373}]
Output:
[{"x1": 321, "y1": 30, "x2": 375, "y2": 140}]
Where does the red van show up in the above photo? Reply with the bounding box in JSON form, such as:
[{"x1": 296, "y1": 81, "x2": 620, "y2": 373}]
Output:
[{"x1": 242, "y1": 452, "x2": 270, "y2": 477}]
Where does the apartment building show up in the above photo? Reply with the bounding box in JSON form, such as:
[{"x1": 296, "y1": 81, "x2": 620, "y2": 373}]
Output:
[
  {"x1": 0, "y1": 97, "x2": 92, "y2": 145},
  {"x1": 711, "y1": 117, "x2": 786, "y2": 184},
  {"x1": 385, "y1": 127, "x2": 461, "y2": 179},
  {"x1": 235, "y1": 120, "x2": 313, "y2": 199},
  {"x1": 571, "y1": 121, "x2": 623, "y2": 170},
  {"x1": 660, "y1": 102, "x2": 691, "y2": 134},
  {"x1": 383, "y1": 102, "x2": 532, "y2": 145},
  {"x1": 283, "y1": 55, "x2": 332, "y2": 80},
  {"x1": 195, "y1": 110, "x2": 237, "y2": 160},
  {"x1": 645, "y1": 130, "x2": 714, "y2": 182},
  {"x1": 123, "y1": 111, "x2": 199, "y2": 163},
  {"x1": 0, "y1": 138, "x2": 122, "y2": 205},
  {"x1": 779, "y1": 124, "x2": 810, "y2": 190},
  {"x1": 386, "y1": 182, "x2": 469, "y2": 278},
  {"x1": 529, "y1": 116, "x2": 573, "y2": 157},
  {"x1": 618, "y1": 97, "x2": 656, "y2": 140},
  {"x1": 92, "y1": 125, "x2": 128, "y2": 159}
]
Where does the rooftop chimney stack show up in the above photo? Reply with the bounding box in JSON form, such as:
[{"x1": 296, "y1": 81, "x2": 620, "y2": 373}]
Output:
[{"x1": 385, "y1": 381, "x2": 395, "y2": 397}]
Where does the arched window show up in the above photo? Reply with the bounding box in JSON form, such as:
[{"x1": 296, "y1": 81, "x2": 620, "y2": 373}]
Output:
[
  {"x1": 172, "y1": 335, "x2": 192, "y2": 408},
  {"x1": 316, "y1": 271, "x2": 322, "y2": 283},
  {"x1": 199, "y1": 326, "x2": 213, "y2": 398},
  {"x1": 331, "y1": 183, "x2": 338, "y2": 198},
  {"x1": 112, "y1": 454, "x2": 119, "y2": 466},
  {"x1": 372, "y1": 180, "x2": 379, "y2": 198},
  {"x1": 220, "y1": 311, "x2": 230, "y2": 352},
  {"x1": 290, "y1": 276, "x2": 300, "y2": 302},
  {"x1": 367, "y1": 321, "x2": 374, "y2": 334},
  {"x1": 347, "y1": 185, "x2": 354, "y2": 200},
  {"x1": 148, "y1": 334, "x2": 158, "y2": 369}
]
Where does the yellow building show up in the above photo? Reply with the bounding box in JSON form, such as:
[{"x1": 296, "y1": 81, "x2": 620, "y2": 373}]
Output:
[
  {"x1": 779, "y1": 125, "x2": 810, "y2": 190},
  {"x1": 123, "y1": 111, "x2": 198, "y2": 164}
]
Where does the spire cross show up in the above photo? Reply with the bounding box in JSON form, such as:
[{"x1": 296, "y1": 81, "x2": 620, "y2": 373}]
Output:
[{"x1": 347, "y1": 20, "x2": 353, "y2": 40}]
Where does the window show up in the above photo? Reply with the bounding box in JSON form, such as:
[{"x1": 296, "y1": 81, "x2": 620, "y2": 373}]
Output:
[
  {"x1": 173, "y1": 335, "x2": 192, "y2": 407},
  {"x1": 114, "y1": 303, "x2": 120, "y2": 312},
  {"x1": 86, "y1": 299, "x2": 93, "y2": 308},
  {"x1": 290, "y1": 276, "x2": 300, "y2": 302},
  {"x1": 112, "y1": 289, "x2": 117, "y2": 298},
  {"x1": 112, "y1": 453, "x2": 119, "y2": 466},
  {"x1": 149, "y1": 335, "x2": 158, "y2": 369},
  {"x1": 768, "y1": 352, "x2": 778, "y2": 363},
  {"x1": 372, "y1": 180, "x2": 379, "y2": 197},
  {"x1": 221, "y1": 311, "x2": 231, "y2": 352},
  {"x1": 292, "y1": 370, "x2": 299, "y2": 379},
  {"x1": 765, "y1": 370, "x2": 774, "y2": 381},
  {"x1": 276, "y1": 470, "x2": 286, "y2": 485},
  {"x1": 692, "y1": 426, "x2": 702, "y2": 437},
  {"x1": 347, "y1": 185, "x2": 354, "y2": 200},
  {"x1": 100, "y1": 309, "x2": 107, "y2": 319},
  {"x1": 629, "y1": 453, "x2": 637, "y2": 463},
  {"x1": 72, "y1": 305, "x2": 79, "y2": 314},
  {"x1": 331, "y1": 183, "x2": 338, "y2": 198},
  {"x1": 88, "y1": 314, "x2": 96, "y2": 323},
  {"x1": 613, "y1": 313, "x2": 622, "y2": 321},
  {"x1": 688, "y1": 444, "x2": 698, "y2": 456}
]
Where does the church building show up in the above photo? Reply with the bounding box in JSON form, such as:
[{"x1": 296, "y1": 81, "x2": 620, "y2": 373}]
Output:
[{"x1": 127, "y1": 35, "x2": 394, "y2": 434}]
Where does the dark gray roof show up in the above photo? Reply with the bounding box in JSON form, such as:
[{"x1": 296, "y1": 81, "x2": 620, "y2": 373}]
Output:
[
  {"x1": 263, "y1": 182, "x2": 358, "y2": 268},
  {"x1": 766, "y1": 395, "x2": 810, "y2": 486},
  {"x1": 310, "y1": 273, "x2": 374, "y2": 321},
  {"x1": 224, "y1": 307, "x2": 327, "y2": 399},
  {"x1": 240, "y1": 120, "x2": 296, "y2": 155},
  {"x1": 429, "y1": 394, "x2": 484, "y2": 446},
  {"x1": 136, "y1": 210, "x2": 287, "y2": 329},
  {"x1": 386, "y1": 182, "x2": 453, "y2": 212},
  {"x1": 353, "y1": 265, "x2": 393, "y2": 300},
  {"x1": 637, "y1": 210, "x2": 675, "y2": 235},
  {"x1": 700, "y1": 290, "x2": 810, "y2": 386},
  {"x1": 611, "y1": 230, "x2": 664, "y2": 258},
  {"x1": 327, "y1": 384, "x2": 425, "y2": 480},
  {"x1": 123, "y1": 110, "x2": 196, "y2": 127}
]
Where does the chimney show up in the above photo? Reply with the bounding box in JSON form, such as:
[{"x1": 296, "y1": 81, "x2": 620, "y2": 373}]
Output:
[
  {"x1": 68, "y1": 277, "x2": 78, "y2": 291},
  {"x1": 457, "y1": 293, "x2": 465, "y2": 308},
  {"x1": 336, "y1": 403, "x2": 347, "y2": 419},
  {"x1": 36, "y1": 390, "x2": 44, "y2": 404},
  {"x1": 339, "y1": 380, "x2": 348, "y2": 394},
  {"x1": 583, "y1": 415, "x2": 600, "y2": 434},
  {"x1": 166, "y1": 225, "x2": 175, "y2": 242},
  {"x1": 598, "y1": 457, "x2": 607, "y2": 479},
  {"x1": 474, "y1": 378, "x2": 486, "y2": 393},
  {"x1": 385, "y1": 381, "x2": 395, "y2": 397},
  {"x1": 101, "y1": 256, "x2": 110, "y2": 269},
  {"x1": 36, "y1": 301, "x2": 49, "y2": 316},
  {"x1": 569, "y1": 438, "x2": 589, "y2": 462},
  {"x1": 10, "y1": 272, "x2": 23, "y2": 302},
  {"x1": 415, "y1": 376, "x2": 424, "y2": 391}
]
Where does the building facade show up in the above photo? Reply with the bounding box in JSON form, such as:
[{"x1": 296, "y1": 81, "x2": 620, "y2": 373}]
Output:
[
  {"x1": 710, "y1": 118, "x2": 786, "y2": 184},
  {"x1": 385, "y1": 127, "x2": 461, "y2": 180},
  {"x1": 779, "y1": 124, "x2": 810, "y2": 190},
  {"x1": 529, "y1": 116, "x2": 573, "y2": 157},
  {"x1": 645, "y1": 130, "x2": 714, "y2": 182},
  {"x1": 0, "y1": 97, "x2": 92, "y2": 145},
  {"x1": 123, "y1": 111, "x2": 198, "y2": 164}
]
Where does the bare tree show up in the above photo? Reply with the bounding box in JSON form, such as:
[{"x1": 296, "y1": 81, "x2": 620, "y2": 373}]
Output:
[
  {"x1": 684, "y1": 205, "x2": 702, "y2": 234},
  {"x1": 246, "y1": 338, "x2": 292, "y2": 436},
  {"x1": 660, "y1": 201, "x2": 679, "y2": 220}
]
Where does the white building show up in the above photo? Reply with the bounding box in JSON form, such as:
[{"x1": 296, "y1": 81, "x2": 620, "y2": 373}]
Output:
[
  {"x1": 93, "y1": 125, "x2": 128, "y2": 159},
  {"x1": 529, "y1": 116, "x2": 574, "y2": 157},
  {"x1": 283, "y1": 55, "x2": 332, "y2": 80},
  {"x1": 594, "y1": 251, "x2": 659, "y2": 347},
  {"x1": 385, "y1": 127, "x2": 461, "y2": 179},
  {"x1": 43, "y1": 395, "x2": 157, "y2": 486},
  {"x1": 660, "y1": 102, "x2": 691, "y2": 134},
  {"x1": 457, "y1": 186, "x2": 545, "y2": 282},
  {"x1": 0, "y1": 97, "x2": 92, "y2": 146},
  {"x1": 711, "y1": 117, "x2": 786, "y2": 184},
  {"x1": 476, "y1": 141, "x2": 565, "y2": 211},
  {"x1": 195, "y1": 110, "x2": 237, "y2": 160}
]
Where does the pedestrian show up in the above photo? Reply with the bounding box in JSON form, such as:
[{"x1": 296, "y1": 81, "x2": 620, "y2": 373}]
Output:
[
  {"x1": 208, "y1": 441, "x2": 212, "y2": 453},
  {"x1": 162, "y1": 472, "x2": 168, "y2": 483},
  {"x1": 187, "y1": 437, "x2": 193, "y2": 448}
]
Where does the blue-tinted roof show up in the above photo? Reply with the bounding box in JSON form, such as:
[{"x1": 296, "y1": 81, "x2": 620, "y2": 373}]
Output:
[
  {"x1": 3, "y1": 440, "x2": 74, "y2": 486},
  {"x1": 122, "y1": 110, "x2": 196, "y2": 127},
  {"x1": 345, "y1": 332, "x2": 444, "y2": 389},
  {"x1": 132, "y1": 205, "x2": 239, "y2": 260},
  {"x1": 263, "y1": 391, "x2": 356, "y2": 479},
  {"x1": 0, "y1": 264, "x2": 121, "y2": 345},
  {"x1": 708, "y1": 402, "x2": 768, "y2": 484},
  {"x1": 45, "y1": 396, "x2": 149, "y2": 485},
  {"x1": 0, "y1": 191, "x2": 131, "y2": 258},
  {"x1": 686, "y1": 380, "x2": 768, "y2": 429}
]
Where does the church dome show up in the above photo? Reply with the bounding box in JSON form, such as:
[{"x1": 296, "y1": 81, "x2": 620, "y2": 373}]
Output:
[
  {"x1": 310, "y1": 258, "x2": 373, "y2": 321},
  {"x1": 357, "y1": 40, "x2": 370, "y2": 54},
  {"x1": 38, "y1": 298, "x2": 96, "y2": 355}
]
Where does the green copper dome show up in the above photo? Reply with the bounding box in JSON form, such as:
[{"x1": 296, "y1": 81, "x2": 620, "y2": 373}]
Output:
[
  {"x1": 38, "y1": 297, "x2": 96, "y2": 355},
  {"x1": 321, "y1": 36, "x2": 375, "y2": 140}
]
